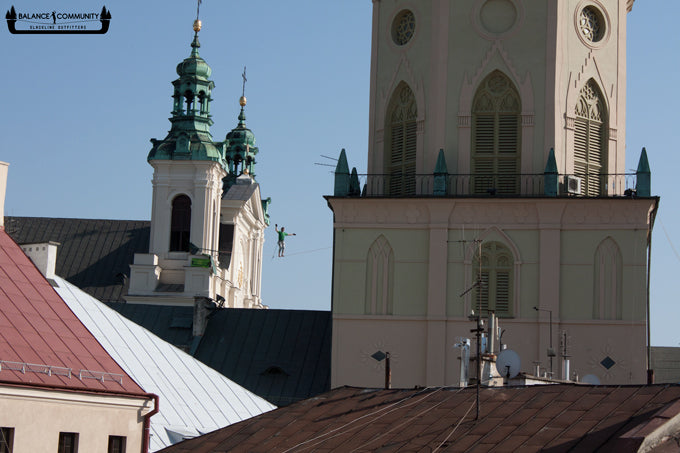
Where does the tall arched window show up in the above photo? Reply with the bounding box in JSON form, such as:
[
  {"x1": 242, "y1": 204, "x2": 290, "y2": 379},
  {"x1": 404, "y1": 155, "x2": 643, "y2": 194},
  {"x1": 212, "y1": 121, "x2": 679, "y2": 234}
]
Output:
[
  {"x1": 472, "y1": 71, "x2": 521, "y2": 194},
  {"x1": 386, "y1": 83, "x2": 417, "y2": 196},
  {"x1": 575, "y1": 79, "x2": 607, "y2": 196},
  {"x1": 365, "y1": 235, "x2": 394, "y2": 315},
  {"x1": 593, "y1": 237, "x2": 622, "y2": 320},
  {"x1": 474, "y1": 242, "x2": 513, "y2": 317},
  {"x1": 170, "y1": 194, "x2": 191, "y2": 252}
]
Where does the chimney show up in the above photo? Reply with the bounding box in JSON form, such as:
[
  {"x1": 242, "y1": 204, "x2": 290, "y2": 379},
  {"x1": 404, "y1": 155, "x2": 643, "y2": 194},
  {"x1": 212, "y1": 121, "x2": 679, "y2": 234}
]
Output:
[
  {"x1": 21, "y1": 242, "x2": 60, "y2": 280},
  {"x1": 0, "y1": 161, "x2": 8, "y2": 228}
]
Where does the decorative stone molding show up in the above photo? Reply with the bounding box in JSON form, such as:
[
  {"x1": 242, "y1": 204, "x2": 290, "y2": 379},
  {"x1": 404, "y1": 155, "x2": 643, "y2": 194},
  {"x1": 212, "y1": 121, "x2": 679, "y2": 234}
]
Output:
[
  {"x1": 609, "y1": 128, "x2": 617, "y2": 140},
  {"x1": 521, "y1": 114, "x2": 535, "y2": 127},
  {"x1": 458, "y1": 114, "x2": 471, "y2": 128},
  {"x1": 376, "y1": 129, "x2": 384, "y2": 143},
  {"x1": 471, "y1": 0, "x2": 525, "y2": 41},
  {"x1": 565, "y1": 115, "x2": 576, "y2": 130}
]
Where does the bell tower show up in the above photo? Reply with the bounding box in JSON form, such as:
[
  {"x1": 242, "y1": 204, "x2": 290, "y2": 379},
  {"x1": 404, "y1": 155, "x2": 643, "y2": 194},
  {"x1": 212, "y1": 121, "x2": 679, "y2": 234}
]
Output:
[
  {"x1": 329, "y1": 0, "x2": 657, "y2": 389},
  {"x1": 128, "y1": 19, "x2": 228, "y2": 305},
  {"x1": 128, "y1": 18, "x2": 269, "y2": 309}
]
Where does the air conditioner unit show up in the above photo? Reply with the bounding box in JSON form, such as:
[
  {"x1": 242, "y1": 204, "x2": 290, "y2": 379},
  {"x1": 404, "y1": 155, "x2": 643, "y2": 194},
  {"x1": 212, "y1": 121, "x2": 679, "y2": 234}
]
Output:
[{"x1": 566, "y1": 175, "x2": 582, "y2": 195}]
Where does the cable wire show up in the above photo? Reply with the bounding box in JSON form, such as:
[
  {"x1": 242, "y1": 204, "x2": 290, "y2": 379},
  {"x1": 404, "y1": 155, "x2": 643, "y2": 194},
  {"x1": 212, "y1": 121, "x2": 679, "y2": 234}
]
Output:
[
  {"x1": 281, "y1": 387, "x2": 441, "y2": 453},
  {"x1": 431, "y1": 398, "x2": 476, "y2": 453}
]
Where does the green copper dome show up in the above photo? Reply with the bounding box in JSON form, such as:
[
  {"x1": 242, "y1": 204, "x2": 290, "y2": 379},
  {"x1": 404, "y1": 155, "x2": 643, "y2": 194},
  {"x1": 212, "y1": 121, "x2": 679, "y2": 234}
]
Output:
[
  {"x1": 148, "y1": 26, "x2": 226, "y2": 169},
  {"x1": 176, "y1": 34, "x2": 212, "y2": 79},
  {"x1": 223, "y1": 97, "x2": 259, "y2": 189}
]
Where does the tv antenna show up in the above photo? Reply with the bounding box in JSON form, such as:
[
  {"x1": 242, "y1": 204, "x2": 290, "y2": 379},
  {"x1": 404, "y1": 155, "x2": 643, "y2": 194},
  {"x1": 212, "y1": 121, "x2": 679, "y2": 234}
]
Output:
[{"x1": 458, "y1": 238, "x2": 483, "y2": 420}]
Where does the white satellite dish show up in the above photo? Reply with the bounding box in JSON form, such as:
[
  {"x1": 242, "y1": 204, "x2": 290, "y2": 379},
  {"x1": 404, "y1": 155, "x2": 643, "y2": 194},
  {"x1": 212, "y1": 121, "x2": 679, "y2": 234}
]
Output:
[
  {"x1": 581, "y1": 374, "x2": 601, "y2": 385},
  {"x1": 496, "y1": 349, "x2": 521, "y2": 379}
]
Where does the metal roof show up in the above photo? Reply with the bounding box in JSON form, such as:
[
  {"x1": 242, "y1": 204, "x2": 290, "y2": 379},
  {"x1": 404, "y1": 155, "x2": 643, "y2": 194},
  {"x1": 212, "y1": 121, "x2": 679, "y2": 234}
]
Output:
[
  {"x1": 0, "y1": 229, "x2": 144, "y2": 395},
  {"x1": 53, "y1": 275, "x2": 275, "y2": 452},
  {"x1": 157, "y1": 384, "x2": 680, "y2": 452},
  {"x1": 107, "y1": 304, "x2": 332, "y2": 407},
  {"x1": 5, "y1": 216, "x2": 150, "y2": 302}
]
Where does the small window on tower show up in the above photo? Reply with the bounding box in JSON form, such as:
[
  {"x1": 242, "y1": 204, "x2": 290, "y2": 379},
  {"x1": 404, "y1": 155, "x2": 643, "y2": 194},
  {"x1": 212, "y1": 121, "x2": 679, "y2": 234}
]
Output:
[
  {"x1": 392, "y1": 10, "x2": 415, "y2": 46},
  {"x1": 218, "y1": 223, "x2": 235, "y2": 267},
  {"x1": 170, "y1": 195, "x2": 191, "y2": 252}
]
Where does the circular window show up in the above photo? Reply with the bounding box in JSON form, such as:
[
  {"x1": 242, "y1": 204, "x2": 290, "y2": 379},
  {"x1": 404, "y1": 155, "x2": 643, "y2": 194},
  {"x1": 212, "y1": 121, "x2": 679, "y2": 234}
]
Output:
[
  {"x1": 480, "y1": 0, "x2": 517, "y2": 35},
  {"x1": 578, "y1": 6, "x2": 604, "y2": 43},
  {"x1": 392, "y1": 10, "x2": 415, "y2": 46}
]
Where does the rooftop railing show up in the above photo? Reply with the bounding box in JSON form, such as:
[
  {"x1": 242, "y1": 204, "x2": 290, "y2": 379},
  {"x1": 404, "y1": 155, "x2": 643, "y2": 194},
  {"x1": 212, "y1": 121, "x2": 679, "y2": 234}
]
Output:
[{"x1": 339, "y1": 172, "x2": 640, "y2": 198}]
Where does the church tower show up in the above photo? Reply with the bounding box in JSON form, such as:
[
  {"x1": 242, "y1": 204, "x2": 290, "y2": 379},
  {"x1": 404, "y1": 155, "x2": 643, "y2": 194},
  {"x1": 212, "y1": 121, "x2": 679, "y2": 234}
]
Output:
[
  {"x1": 128, "y1": 19, "x2": 269, "y2": 308},
  {"x1": 328, "y1": 0, "x2": 657, "y2": 388}
]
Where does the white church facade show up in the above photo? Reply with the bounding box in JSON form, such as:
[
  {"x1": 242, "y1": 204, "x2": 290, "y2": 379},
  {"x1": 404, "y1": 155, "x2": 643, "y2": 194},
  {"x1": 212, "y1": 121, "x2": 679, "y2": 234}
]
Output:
[
  {"x1": 127, "y1": 20, "x2": 269, "y2": 309},
  {"x1": 328, "y1": 0, "x2": 657, "y2": 388}
]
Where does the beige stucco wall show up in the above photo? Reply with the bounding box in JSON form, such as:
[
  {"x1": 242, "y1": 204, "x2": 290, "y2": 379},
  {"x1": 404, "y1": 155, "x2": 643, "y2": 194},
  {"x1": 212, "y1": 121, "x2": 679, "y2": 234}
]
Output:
[
  {"x1": 330, "y1": 197, "x2": 655, "y2": 388},
  {"x1": 0, "y1": 385, "x2": 150, "y2": 453}
]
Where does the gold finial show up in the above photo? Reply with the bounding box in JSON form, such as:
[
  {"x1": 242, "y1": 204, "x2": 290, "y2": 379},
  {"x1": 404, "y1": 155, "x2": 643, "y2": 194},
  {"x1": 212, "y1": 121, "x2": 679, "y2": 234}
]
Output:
[
  {"x1": 239, "y1": 96, "x2": 247, "y2": 107},
  {"x1": 243, "y1": 168, "x2": 250, "y2": 175},
  {"x1": 193, "y1": 19, "x2": 202, "y2": 32}
]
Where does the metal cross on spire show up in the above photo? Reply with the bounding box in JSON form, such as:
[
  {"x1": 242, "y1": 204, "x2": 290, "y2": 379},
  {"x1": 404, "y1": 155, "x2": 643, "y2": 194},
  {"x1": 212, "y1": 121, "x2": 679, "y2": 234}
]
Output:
[
  {"x1": 242, "y1": 66, "x2": 247, "y2": 98},
  {"x1": 196, "y1": 0, "x2": 202, "y2": 22}
]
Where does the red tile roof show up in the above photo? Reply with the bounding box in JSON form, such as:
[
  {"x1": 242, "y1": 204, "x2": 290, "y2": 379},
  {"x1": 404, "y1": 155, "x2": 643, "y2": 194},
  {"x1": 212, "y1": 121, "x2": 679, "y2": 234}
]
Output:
[
  {"x1": 0, "y1": 229, "x2": 145, "y2": 395},
  {"x1": 158, "y1": 384, "x2": 680, "y2": 452}
]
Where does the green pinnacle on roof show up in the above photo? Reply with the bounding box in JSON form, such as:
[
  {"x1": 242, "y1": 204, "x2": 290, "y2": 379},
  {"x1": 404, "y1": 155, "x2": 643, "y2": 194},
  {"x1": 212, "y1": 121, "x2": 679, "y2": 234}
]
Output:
[
  {"x1": 349, "y1": 168, "x2": 361, "y2": 197},
  {"x1": 544, "y1": 148, "x2": 558, "y2": 197},
  {"x1": 148, "y1": 19, "x2": 225, "y2": 167},
  {"x1": 434, "y1": 149, "x2": 448, "y2": 196},
  {"x1": 636, "y1": 147, "x2": 651, "y2": 197},
  {"x1": 334, "y1": 149, "x2": 350, "y2": 196}
]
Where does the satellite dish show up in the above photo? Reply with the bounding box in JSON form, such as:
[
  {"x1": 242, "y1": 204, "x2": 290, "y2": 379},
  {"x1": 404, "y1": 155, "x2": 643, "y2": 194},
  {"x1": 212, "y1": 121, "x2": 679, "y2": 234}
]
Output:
[
  {"x1": 581, "y1": 374, "x2": 601, "y2": 385},
  {"x1": 496, "y1": 349, "x2": 521, "y2": 379}
]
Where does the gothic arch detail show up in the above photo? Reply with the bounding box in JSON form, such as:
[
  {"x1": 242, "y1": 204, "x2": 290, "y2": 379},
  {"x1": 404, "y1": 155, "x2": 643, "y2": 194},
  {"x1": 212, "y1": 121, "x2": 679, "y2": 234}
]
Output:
[
  {"x1": 574, "y1": 79, "x2": 608, "y2": 196},
  {"x1": 593, "y1": 237, "x2": 622, "y2": 320},
  {"x1": 458, "y1": 42, "x2": 534, "y2": 178},
  {"x1": 472, "y1": 241, "x2": 514, "y2": 317},
  {"x1": 471, "y1": 71, "x2": 521, "y2": 194},
  {"x1": 365, "y1": 235, "x2": 394, "y2": 315},
  {"x1": 385, "y1": 83, "x2": 418, "y2": 195},
  {"x1": 463, "y1": 227, "x2": 521, "y2": 317}
]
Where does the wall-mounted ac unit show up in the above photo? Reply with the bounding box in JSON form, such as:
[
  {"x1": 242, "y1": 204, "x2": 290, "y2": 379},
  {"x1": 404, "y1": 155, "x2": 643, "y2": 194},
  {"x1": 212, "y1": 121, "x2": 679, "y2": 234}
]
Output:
[{"x1": 566, "y1": 175, "x2": 582, "y2": 195}]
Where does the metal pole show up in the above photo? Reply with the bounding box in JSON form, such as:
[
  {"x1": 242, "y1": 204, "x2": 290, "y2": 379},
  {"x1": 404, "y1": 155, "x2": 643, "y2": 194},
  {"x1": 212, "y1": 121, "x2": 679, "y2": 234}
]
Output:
[{"x1": 549, "y1": 310, "x2": 553, "y2": 377}]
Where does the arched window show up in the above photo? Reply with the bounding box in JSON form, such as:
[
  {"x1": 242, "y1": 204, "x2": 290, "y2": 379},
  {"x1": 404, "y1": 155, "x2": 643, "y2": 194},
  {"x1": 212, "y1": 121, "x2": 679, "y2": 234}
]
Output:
[
  {"x1": 593, "y1": 237, "x2": 622, "y2": 320},
  {"x1": 472, "y1": 71, "x2": 520, "y2": 194},
  {"x1": 574, "y1": 80, "x2": 607, "y2": 196},
  {"x1": 386, "y1": 84, "x2": 417, "y2": 196},
  {"x1": 474, "y1": 242, "x2": 513, "y2": 317},
  {"x1": 170, "y1": 195, "x2": 191, "y2": 252},
  {"x1": 365, "y1": 235, "x2": 394, "y2": 315}
]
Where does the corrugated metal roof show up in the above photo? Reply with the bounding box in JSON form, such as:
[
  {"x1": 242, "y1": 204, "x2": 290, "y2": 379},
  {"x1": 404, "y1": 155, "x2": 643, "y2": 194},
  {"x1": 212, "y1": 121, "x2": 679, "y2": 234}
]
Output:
[
  {"x1": 157, "y1": 384, "x2": 680, "y2": 453},
  {"x1": 5, "y1": 216, "x2": 149, "y2": 302},
  {"x1": 107, "y1": 304, "x2": 331, "y2": 407},
  {"x1": 53, "y1": 276, "x2": 275, "y2": 452},
  {"x1": 0, "y1": 229, "x2": 144, "y2": 395}
]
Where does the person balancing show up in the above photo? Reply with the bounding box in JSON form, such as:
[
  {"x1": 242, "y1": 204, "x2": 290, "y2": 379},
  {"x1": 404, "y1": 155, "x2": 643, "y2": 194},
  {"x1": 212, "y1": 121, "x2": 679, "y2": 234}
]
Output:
[{"x1": 275, "y1": 224, "x2": 296, "y2": 258}]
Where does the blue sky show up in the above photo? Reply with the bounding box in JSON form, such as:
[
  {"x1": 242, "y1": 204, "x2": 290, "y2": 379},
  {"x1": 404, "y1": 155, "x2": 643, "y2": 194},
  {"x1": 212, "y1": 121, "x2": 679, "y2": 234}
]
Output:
[{"x1": 1, "y1": 1, "x2": 678, "y2": 346}]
